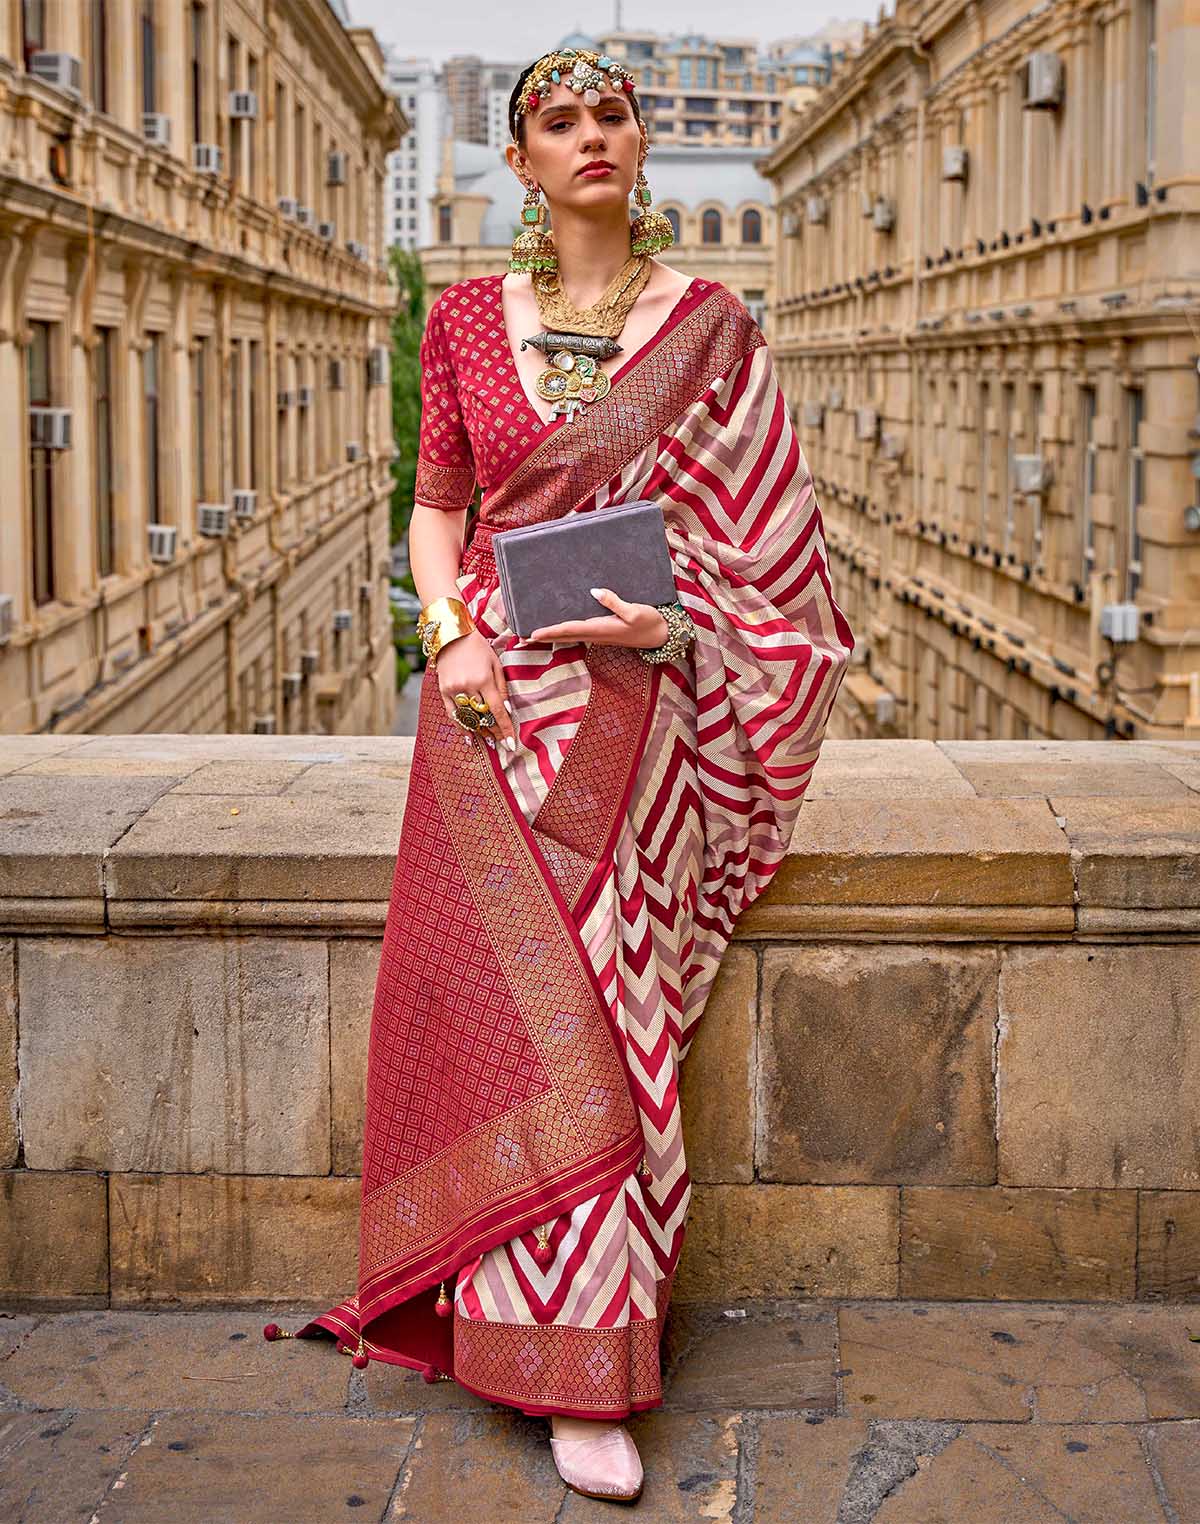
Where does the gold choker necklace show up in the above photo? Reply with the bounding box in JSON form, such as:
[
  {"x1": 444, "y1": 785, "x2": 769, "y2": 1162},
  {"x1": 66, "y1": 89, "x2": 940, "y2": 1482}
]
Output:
[{"x1": 520, "y1": 256, "x2": 652, "y2": 423}]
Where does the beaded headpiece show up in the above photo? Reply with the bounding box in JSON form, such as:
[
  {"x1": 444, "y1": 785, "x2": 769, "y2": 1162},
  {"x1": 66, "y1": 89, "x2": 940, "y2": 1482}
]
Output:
[{"x1": 512, "y1": 47, "x2": 639, "y2": 134}]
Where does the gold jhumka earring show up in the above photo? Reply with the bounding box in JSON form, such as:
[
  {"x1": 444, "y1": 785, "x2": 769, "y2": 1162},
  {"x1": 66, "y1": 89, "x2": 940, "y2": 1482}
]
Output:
[
  {"x1": 509, "y1": 181, "x2": 557, "y2": 274},
  {"x1": 629, "y1": 165, "x2": 675, "y2": 256}
]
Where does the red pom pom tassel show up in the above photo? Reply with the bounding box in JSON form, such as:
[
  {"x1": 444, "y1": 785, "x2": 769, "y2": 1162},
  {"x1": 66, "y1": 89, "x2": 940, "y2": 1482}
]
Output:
[
  {"x1": 435, "y1": 1281, "x2": 452, "y2": 1318},
  {"x1": 422, "y1": 1365, "x2": 440, "y2": 1383},
  {"x1": 351, "y1": 1351, "x2": 369, "y2": 1369},
  {"x1": 533, "y1": 1240, "x2": 554, "y2": 1267},
  {"x1": 262, "y1": 1322, "x2": 280, "y2": 1341}
]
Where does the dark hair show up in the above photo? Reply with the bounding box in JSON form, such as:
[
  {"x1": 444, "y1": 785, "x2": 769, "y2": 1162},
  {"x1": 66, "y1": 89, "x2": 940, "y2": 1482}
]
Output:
[{"x1": 506, "y1": 56, "x2": 643, "y2": 147}]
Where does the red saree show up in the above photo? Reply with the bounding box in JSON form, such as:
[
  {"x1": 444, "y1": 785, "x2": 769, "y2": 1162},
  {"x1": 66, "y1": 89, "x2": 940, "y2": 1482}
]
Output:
[{"x1": 272, "y1": 273, "x2": 854, "y2": 1417}]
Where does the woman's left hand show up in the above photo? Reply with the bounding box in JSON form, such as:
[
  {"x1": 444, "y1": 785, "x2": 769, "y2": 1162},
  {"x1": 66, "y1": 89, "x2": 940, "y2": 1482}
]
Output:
[{"x1": 528, "y1": 587, "x2": 669, "y2": 649}]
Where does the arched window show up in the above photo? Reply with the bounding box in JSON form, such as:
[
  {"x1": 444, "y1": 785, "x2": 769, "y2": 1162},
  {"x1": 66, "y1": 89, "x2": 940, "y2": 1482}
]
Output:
[
  {"x1": 701, "y1": 207, "x2": 722, "y2": 243},
  {"x1": 663, "y1": 207, "x2": 681, "y2": 241},
  {"x1": 741, "y1": 208, "x2": 762, "y2": 244}
]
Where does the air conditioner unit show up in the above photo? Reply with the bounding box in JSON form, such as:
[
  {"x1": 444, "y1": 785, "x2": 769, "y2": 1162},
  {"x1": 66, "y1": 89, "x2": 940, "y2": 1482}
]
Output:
[
  {"x1": 148, "y1": 523, "x2": 177, "y2": 563},
  {"x1": 252, "y1": 714, "x2": 277, "y2": 734},
  {"x1": 345, "y1": 239, "x2": 368, "y2": 260},
  {"x1": 802, "y1": 401, "x2": 824, "y2": 429},
  {"x1": 346, "y1": 441, "x2": 363, "y2": 462},
  {"x1": 328, "y1": 151, "x2": 349, "y2": 186},
  {"x1": 30, "y1": 52, "x2": 82, "y2": 96},
  {"x1": 143, "y1": 113, "x2": 171, "y2": 146},
  {"x1": 367, "y1": 346, "x2": 389, "y2": 386},
  {"x1": 1012, "y1": 454, "x2": 1052, "y2": 493},
  {"x1": 806, "y1": 194, "x2": 827, "y2": 225},
  {"x1": 278, "y1": 196, "x2": 298, "y2": 220},
  {"x1": 0, "y1": 593, "x2": 13, "y2": 645},
  {"x1": 281, "y1": 672, "x2": 303, "y2": 700},
  {"x1": 942, "y1": 145, "x2": 968, "y2": 182},
  {"x1": 317, "y1": 220, "x2": 336, "y2": 240},
  {"x1": 232, "y1": 489, "x2": 256, "y2": 520},
  {"x1": 872, "y1": 196, "x2": 895, "y2": 232},
  {"x1": 29, "y1": 407, "x2": 72, "y2": 449},
  {"x1": 300, "y1": 649, "x2": 319, "y2": 675},
  {"x1": 781, "y1": 210, "x2": 800, "y2": 237},
  {"x1": 228, "y1": 90, "x2": 258, "y2": 119},
  {"x1": 328, "y1": 358, "x2": 345, "y2": 390},
  {"x1": 193, "y1": 143, "x2": 222, "y2": 174},
  {"x1": 827, "y1": 386, "x2": 844, "y2": 410},
  {"x1": 332, "y1": 608, "x2": 353, "y2": 632},
  {"x1": 855, "y1": 406, "x2": 879, "y2": 441},
  {"x1": 880, "y1": 431, "x2": 905, "y2": 460},
  {"x1": 276, "y1": 388, "x2": 293, "y2": 408},
  {"x1": 295, "y1": 205, "x2": 314, "y2": 228},
  {"x1": 296, "y1": 385, "x2": 314, "y2": 408},
  {"x1": 197, "y1": 503, "x2": 230, "y2": 537},
  {"x1": 1021, "y1": 51, "x2": 1063, "y2": 110},
  {"x1": 1100, "y1": 602, "x2": 1139, "y2": 643}
]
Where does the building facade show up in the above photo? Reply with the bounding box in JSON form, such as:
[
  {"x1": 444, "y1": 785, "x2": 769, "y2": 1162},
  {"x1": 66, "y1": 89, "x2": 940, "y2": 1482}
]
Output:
[
  {"x1": 763, "y1": 0, "x2": 1200, "y2": 741},
  {"x1": 384, "y1": 54, "x2": 441, "y2": 251},
  {"x1": 0, "y1": 0, "x2": 404, "y2": 736},
  {"x1": 423, "y1": 140, "x2": 775, "y2": 328}
]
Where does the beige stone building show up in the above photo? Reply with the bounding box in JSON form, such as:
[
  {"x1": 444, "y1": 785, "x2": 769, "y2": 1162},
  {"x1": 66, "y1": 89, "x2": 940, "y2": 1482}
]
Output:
[
  {"x1": 423, "y1": 140, "x2": 776, "y2": 328},
  {"x1": 762, "y1": 0, "x2": 1200, "y2": 741},
  {"x1": 0, "y1": 0, "x2": 405, "y2": 735}
]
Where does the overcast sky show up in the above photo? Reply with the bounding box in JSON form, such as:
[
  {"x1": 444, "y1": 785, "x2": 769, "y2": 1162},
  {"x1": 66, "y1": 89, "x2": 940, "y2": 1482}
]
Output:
[{"x1": 345, "y1": 0, "x2": 882, "y2": 67}]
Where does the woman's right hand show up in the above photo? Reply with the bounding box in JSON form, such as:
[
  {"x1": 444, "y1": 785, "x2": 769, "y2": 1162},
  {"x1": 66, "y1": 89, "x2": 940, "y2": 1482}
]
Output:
[{"x1": 434, "y1": 628, "x2": 518, "y2": 748}]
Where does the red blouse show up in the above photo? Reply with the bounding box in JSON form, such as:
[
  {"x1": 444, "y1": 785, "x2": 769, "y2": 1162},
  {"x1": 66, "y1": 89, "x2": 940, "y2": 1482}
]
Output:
[{"x1": 412, "y1": 272, "x2": 718, "y2": 513}]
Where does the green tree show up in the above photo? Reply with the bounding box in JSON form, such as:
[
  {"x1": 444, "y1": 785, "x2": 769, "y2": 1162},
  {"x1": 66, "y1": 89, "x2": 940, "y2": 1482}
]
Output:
[{"x1": 388, "y1": 244, "x2": 426, "y2": 545}]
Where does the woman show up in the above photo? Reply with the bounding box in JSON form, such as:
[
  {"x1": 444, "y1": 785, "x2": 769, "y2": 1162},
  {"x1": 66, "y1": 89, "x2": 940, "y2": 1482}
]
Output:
[{"x1": 264, "y1": 44, "x2": 854, "y2": 1503}]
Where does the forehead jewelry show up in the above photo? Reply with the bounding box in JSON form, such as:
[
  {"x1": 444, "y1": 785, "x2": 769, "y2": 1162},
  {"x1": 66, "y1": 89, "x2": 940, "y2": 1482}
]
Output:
[{"x1": 513, "y1": 46, "x2": 638, "y2": 129}]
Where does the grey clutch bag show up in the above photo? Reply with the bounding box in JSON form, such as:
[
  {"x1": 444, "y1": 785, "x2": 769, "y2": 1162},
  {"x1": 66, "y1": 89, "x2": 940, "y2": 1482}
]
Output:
[{"x1": 491, "y1": 499, "x2": 678, "y2": 639}]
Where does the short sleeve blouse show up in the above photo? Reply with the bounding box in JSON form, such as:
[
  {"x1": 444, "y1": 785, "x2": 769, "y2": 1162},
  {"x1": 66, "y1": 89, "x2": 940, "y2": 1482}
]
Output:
[{"x1": 413, "y1": 295, "x2": 478, "y2": 512}]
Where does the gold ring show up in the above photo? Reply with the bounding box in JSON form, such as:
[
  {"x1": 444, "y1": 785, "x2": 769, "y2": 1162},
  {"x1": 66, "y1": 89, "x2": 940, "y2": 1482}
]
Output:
[{"x1": 451, "y1": 691, "x2": 495, "y2": 732}]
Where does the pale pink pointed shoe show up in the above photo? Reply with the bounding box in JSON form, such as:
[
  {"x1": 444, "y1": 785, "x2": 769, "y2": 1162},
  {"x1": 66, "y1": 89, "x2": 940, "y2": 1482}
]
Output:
[{"x1": 549, "y1": 1420, "x2": 644, "y2": 1502}]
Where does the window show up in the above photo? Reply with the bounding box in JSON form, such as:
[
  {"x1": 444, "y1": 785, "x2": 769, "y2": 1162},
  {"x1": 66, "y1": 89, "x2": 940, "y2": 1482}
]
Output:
[
  {"x1": 95, "y1": 327, "x2": 116, "y2": 577},
  {"x1": 246, "y1": 56, "x2": 258, "y2": 193},
  {"x1": 1080, "y1": 386, "x2": 1097, "y2": 582},
  {"x1": 978, "y1": 378, "x2": 991, "y2": 536},
  {"x1": 1001, "y1": 381, "x2": 1016, "y2": 557},
  {"x1": 144, "y1": 333, "x2": 163, "y2": 523},
  {"x1": 297, "y1": 355, "x2": 310, "y2": 474},
  {"x1": 140, "y1": 0, "x2": 156, "y2": 114},
  {"x1": 1030, "y1": 382, "x2": 1044, "y2": 562},
  {"x1": 438, "y1": 202, "x2": 451, "y2": 241},
  {"x1": 189, "y1": 3, "x2": 206, "y2": 146},
  {"x1": 191, "y1": 338, "x2": 208, "y2": 501},
  {"x1": 741, "y1": 208, "x2": 762, "y2": 243},
  {"x1": 274, "y1": 82, "x2": 286, "y2": 194},
  {"x1": 701, "y1": 208, "x2": 722, "y2": 243},
  {"x1": 294, "y1": 100, "x2": 306, "y2": 203},
  {"x1": 1144, "y1": 0, "x2": 1157, "y2": 185},
  {"x1": 249, "y1": 339, "x2": 262, "y2": 488},
  {"x1": 228, "y1": 339, "x2": 241, "y2": 490},
  {"x1": 1126, "y1": 387, "x2": 1144, "y2": 600},
  {"x1": 226, "y1": 34, "x2": 241, "y2": 186},
  {"x1": 21, "y1": 0, "x2": 46, "y2": 70},
  {"x1": 275, "y1": 345, "x2": 288, "y2": 487},
  {"x1": 27, "y1": 320, "x2": 55, "y2": 606},
  {"x1": 89, "y1": 0, "x2": 109, "y2": 113}
]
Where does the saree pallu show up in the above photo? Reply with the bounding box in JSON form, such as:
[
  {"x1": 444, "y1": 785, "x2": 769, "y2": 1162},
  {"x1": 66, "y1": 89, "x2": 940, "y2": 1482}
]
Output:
[{"x1": 279, "y1": 275, "x2": 855, "y2": 1417}]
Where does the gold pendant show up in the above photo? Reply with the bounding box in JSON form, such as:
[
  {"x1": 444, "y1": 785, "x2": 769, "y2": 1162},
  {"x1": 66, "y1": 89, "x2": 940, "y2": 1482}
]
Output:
[{"x1": 534, "y1": 347, "x2": 611, "y2": 423}]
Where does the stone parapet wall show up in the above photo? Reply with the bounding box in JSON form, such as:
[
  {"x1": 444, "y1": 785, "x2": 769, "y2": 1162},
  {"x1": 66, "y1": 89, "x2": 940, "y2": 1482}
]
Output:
[{"x1": 2, "y1": 735, "x2": 1198, "y2": 1308}]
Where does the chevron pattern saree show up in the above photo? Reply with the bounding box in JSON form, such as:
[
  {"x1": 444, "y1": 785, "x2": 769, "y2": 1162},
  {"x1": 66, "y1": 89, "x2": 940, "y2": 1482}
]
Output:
[{"x1": 273, "y1": 274, "x2": 855, "y2": 1417}]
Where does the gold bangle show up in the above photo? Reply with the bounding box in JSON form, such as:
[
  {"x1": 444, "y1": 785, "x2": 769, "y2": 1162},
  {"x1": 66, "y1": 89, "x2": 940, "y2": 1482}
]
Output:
[{"x1": 417, "y1": 595, "x2": 474, "y2": 662}]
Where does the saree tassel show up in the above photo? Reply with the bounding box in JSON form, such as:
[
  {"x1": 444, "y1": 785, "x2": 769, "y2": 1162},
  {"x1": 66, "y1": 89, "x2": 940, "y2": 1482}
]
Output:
[
  {"x1": 343, "y1": 1331, "x2": 369, "y2": 1370},
  {"x1": 435, "y1": 1280, "x2": 453, "y2": 1317},
  {"x1": 637, "y1": 1153, "x2": 653, "y2": 1185},
  {"x1": 262, "y1": 1322, "x2": 290, "y2": 1341},
  {"x1": 533, "y1": 1222, "x2": 555, "y2": 1267}
]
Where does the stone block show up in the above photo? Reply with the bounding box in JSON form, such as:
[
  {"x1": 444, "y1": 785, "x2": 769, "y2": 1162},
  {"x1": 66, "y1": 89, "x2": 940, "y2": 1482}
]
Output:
[
  {"x1": 104, "y1": 792, "x2": 403, "y2": 903},
  {"x1": 19, "y1": 937, "x2": 330, "y2": 1174},
  {"x1": 167, "y1": 759, "x2": 313, "y2": 794},
  {"x1": 804, "y1": 739, "x2": 976, "y2": 798},
  {"x1": 759, "y1": 945, "x2": 998, "y2": 1184},
  {"x1": 1138, "y1": 1190, "x2": 1200, "y2": 1300},
  {"x1": 0, "y1": 937, "x2": 15, "y2": 1167},
  {"x1": 663, "y1": 1300, "x2": 837, "y2": 1410},
  {"x1": 0, "y1": 1409, "x2": 156, "y2": 1524},
  {"x1": 900, "y1": 1185, "x2": 1136, "y2": 1299},
  {"x1": 953, "y1": 760, "x2": 1191, "y2": 797},
  {"x1": 0, "y1": 1306, "x2": 354, "y2": 1413},
  {"x1": 679, "y1": 945, "x2": 756, "y2": 1183},
  {"x1": 108, "y1": 1174, "x2": 359, "y2": 1305},
  {"x1": 92, "y1": 1411, "x2": 413, "y2": 1522},
  {"x1": 674, "y1": 1184, "x2": 898, "y2": 1301},
  {"x1": 998, "y1": 945, "x2": 1200, "y2": 1188},
  {"x1": 0, "y1": 1170, "x2": 108, "y2": 1302},
  {"x1": 1052, "y1": 795, "x2": 1200, "y2": 908},
  {"x1": 329, "y1": 939, "x2": 380, "y2": 1175}
]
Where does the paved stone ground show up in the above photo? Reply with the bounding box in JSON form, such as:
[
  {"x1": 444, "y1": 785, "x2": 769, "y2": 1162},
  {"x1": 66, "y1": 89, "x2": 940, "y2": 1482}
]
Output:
[{"x1": 1, "y1": 1298, "x2": 1197, "y2": 1523}]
